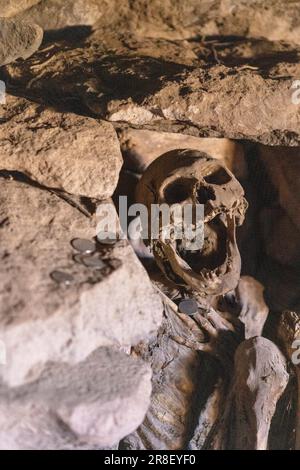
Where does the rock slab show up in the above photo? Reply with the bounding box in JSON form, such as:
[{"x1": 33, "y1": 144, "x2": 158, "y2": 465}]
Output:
[{"x1": 0, "y1": 178, "x2": 162, "y2": 386}]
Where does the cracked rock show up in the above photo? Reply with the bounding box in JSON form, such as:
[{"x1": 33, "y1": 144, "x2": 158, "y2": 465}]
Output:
[
  {"x1": 0, "y1": 178, "x2": 162, "y2": 386},
  {"x1": 16, "y1": 0, "x2": 105, "y2": 29},
  {"x1": 4, "y1": 30, "x2": 300, "y2": 146},
  {"x1": 0, "y1": 1, "x2": 40, "y2": 18},
  {"x1": 0, "y1": 347, "x2": 152, "y2": 450},
  {"x1": 0, "y1": 17, "x2": 43, "y2": 66},
  {"x1": 0, "y1": 95, "x2": 123, "y2": 199}
]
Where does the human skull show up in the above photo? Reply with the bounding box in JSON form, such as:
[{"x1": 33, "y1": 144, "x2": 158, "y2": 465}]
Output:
[{"x1": 136, "y1": 149, "x2": 248, "y2": 299}]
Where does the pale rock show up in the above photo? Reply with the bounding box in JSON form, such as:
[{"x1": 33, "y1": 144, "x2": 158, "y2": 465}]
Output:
[
  {"x1": 0, "y1": 179, "x2": 162, "y2": 386},
  {"x1": 17, "y1": 0, "x2": 105, "y2": 29},
  {"x1": 0, "y1": 95, "x2": 123, "y2": 200},
  {"x1": 0, "y1": 347, "x2": 152, "y2": 449}
]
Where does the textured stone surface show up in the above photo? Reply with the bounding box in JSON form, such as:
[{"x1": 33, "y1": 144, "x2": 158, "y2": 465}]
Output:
[
  {"x1": 4, "y1": 29, "x2": 300, "y2": 146},
  {"x1": 10, "y1": 0, "x2": 300, "y2": 45},
  {"x1": 0, "y1": 347, "x2": 152, "y2": 449},
  {"x1": 119, "y1": 129, "x2": 247, "y2": 178},
  {"x1": 0, "y1": 17, "x2": 43, "y2": 66},
  {"x1": 17, "y1": 0, "x2": 105, "y2": 29},
  {"x1": 0, "y1": 179, "x2": 162, "y2": 386},
  {"x1": 0, "y1": 95, "x2": 122, "y2": 199},
  {"x1": 0, "y1": 1, "x2": 40, "y2": 18}
]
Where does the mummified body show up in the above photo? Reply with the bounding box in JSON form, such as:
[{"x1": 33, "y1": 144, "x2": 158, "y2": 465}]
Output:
[{"x1": 121, "y1": 149, "x2": 289, "y2": 450}]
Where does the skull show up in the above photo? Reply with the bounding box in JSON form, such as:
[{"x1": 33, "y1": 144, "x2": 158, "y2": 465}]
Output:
[{"x1": 136, "y1": 149, "x2": 248, "y2": 300}]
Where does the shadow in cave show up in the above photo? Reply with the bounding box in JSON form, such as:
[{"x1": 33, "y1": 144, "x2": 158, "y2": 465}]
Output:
[{"x1": 188, "y1": 34, "x2": 300, "y2": 77}]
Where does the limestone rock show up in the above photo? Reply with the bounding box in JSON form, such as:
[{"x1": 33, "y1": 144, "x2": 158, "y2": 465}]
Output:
[
  {"x1": 4, "y1": 31, "x2": 300, "y2": 146},
  {"x1": 17, "y1": 0, "x2": 105, "y2": 29},
  {"x1": 119, "y1": 129, "x2": 247, "y2": 178},
  {"x1": 0, "y1": 1, "x2": 41, "y2": 18},
  {"x1": 0, "y1": 347, "x2": 152, "y2": 449},
  {"x1": 0, "y1": 17, "x2": 43, "y2": 66},
  {"x1": 0, "y1": 95, "x2": 122, "y2": 200},
  {"x1": 14, "y1": 1, "x2": 300, "y2": 45},
  {"x1": 0, "y1": 179, "x2": 162, "y2": 386}
]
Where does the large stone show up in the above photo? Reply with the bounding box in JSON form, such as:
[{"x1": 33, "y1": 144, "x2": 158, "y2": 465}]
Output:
[
  {"x1": 0, "y1": 1, "x2": 41, "y2": 18},
  {"x1": 17, "y1": 0, "x2": 105, "y2": 29},
  {"x1": 0, "y1": 95, "x2": 122, "y2": 200},
  {"x1": 0, "y1": 347, "x2": 152, "y2": 449},
  {"x1": 13, "y1": 1, "x2": 300, "y2": 45},
  {"x1": 0, "y1": 178, "x2": 162, "y2": 386},
  {"x1": 0, "y1": 17, "x2": 43, "y2": 66},
  {"x1": 4, "y1": 30, "x2": 300, "y2": 146},
  {"x1": 118, "y1": 129, "x2": 247, "y2": 178}
]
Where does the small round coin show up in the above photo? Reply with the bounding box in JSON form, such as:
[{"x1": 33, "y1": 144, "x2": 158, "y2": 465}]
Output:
[
  {"x1": 51, "y1": 270, "x2": 74, "y2": 285},
  {"x1": 81, "y1": 255, "x2": 106, "y2": 269},
  {"x1": 71, "y1": 238, "x2": 96, "y2": 254},
  {"x1": 97, "y1": 231, "x2": 119, "y2": 246},
  {"x1": 178, "y1": 298, "x2": 198, "y2": 316}
]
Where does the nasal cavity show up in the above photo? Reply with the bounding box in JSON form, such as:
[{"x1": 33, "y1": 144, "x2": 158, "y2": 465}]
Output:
[{"x1": 197, "y1": 186, "x2": 216, "y2": 204}]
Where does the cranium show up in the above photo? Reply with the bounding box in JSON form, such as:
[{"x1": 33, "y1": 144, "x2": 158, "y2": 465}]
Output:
[{"x1": 136, "y1": 149, "x2": 248, "y2": 299}]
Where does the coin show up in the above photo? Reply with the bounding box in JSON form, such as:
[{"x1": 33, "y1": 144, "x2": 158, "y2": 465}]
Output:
[
  {"x1": 51, "y1": 271, "x2": 74, "y2": 285},
  {"x1": 97, "y1": 231, "x2": 119, "y2": 246},
  {"x1": 178, "y1": 298, "x2": 198, "y2": 316},
  {"x1": 81, "y1": 255, "x2": 106, "y2": 269},
  {"x1": 71, "y1": 238, "x2": 96, "y2": 254}
]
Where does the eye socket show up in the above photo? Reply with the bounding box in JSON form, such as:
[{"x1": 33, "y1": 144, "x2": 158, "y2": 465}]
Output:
[
  {"x1": 164, "y1": 178, "x2": 191, "y2": 204},
  {"x1": 197, "y1": 186, "x2": 216, "y2": 204},
  {"x1": 204, "y1": 167, "x2": 232, "y2": 185}
]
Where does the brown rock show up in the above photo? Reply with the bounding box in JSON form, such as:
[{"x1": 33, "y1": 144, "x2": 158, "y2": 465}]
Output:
[
  {"x1": 17, "y1": 0, "x2": 105, "y2": 29},
  {"x1": 0, "y1": 95, "x2": 122, "y2": 200},
  {"x1": 14, "y1": 1, "x2": 300, "y2": 45},
  {"x1": 119, "y1": 129, "x2": 247, "y2": 178},
  {"x1": 4, "y1": 31, "x2": 300, "y2": 146},
  {"x1": 0, "y1": 1, "x2": 40, "y2": 18},
  {"x1": 0, "y1": 179, "x2": 162, "y2": 386},
  {"x1": 0, "y1": 17, "x2": 43, "y2": 66}
]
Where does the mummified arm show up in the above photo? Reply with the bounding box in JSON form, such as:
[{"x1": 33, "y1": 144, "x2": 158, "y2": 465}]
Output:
[
  {"x1": 207, "y1": 337, "x2": 289, "y2": 450},
  {"x1": 221, "y1": 276, "x2": 269, "y2": 339}
]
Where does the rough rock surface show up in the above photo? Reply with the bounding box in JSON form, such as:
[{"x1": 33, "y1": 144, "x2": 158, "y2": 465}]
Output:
[
  {"x1": 0, "y1": 95, "x2": 122, "y2": 199},
  {"x1": 0, "y1": 1, "x2": 40, "y2": 18},
  {"x1": 8, "y1": 1, "x2": 300, "y2": 46},
  {"x1": 0, "y1": 178, "x2": 162, "y2": 386},
  {"x1": 119, "y1": 129, "x2": 247, "y2": 178},
  {"x1": 3, "y1": 29, "x2": 300, "y2": 146},
  {"x1": 0, "y1": 347, "x2": 152, "y2": 449},
  {"x1": 0, "y1": 17, "x2": 43, "y2": 66},
  {"x1": 17, "y1": 0, "x2": 105, "y2": 29}
]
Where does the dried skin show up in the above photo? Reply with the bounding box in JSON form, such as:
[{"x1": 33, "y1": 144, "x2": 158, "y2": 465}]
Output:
[{"x1": 207, "y1": 337, "x2": 289, "y2": 450}]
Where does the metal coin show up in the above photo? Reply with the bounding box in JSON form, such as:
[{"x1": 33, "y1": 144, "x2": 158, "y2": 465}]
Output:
[
  {"x1": 178, "y1": 298, "x2": 198, "y2": 316},
  {"x1": 81, "y1": 255, "x2": 106, "y2": 269},
  {"x1": 51, "y1": 270, "x2": 74, "y2": 285},
  {"x1": 71, "y1": 238, "x2": 96, "y2": 254},
  {"x1": 73, "y1": 254, "x2": 85, "y2": 265},
  {"x1": 97, "y1": 231, "x2": 119, "y2": 246}
]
